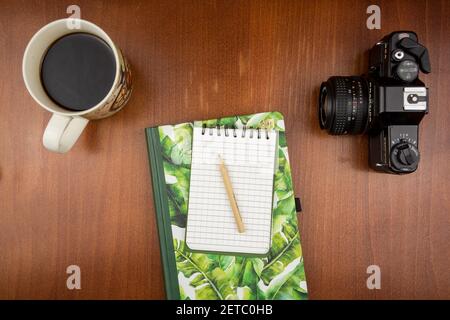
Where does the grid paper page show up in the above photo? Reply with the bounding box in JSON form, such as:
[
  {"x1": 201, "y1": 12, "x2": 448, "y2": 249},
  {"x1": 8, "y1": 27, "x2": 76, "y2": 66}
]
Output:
[{"x1": 185, "y1": 126, "x2": 277, "y2": 255}]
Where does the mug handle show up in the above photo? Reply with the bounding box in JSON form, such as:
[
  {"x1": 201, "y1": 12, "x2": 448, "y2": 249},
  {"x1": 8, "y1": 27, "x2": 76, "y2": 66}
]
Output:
[{"x1": 43, "y1": 114, "x2": 89, "y2": 153}]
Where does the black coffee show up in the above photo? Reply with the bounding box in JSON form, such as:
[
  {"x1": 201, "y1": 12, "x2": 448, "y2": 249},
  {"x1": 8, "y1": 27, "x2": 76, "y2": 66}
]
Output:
[{"x1": 41, "y1": 33, "x2": 116, "y2": 111}]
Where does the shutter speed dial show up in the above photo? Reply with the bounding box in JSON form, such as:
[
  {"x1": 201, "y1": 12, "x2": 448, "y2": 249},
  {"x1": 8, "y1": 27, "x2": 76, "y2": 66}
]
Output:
[{"x1": 390, "y1": 140, "x2": 420, "y2": 172}]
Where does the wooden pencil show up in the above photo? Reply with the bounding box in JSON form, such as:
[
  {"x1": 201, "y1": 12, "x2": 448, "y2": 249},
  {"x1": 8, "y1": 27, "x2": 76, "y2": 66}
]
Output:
[{"x1": 218, "y1": 155, "x2": 245, "y2": 233}]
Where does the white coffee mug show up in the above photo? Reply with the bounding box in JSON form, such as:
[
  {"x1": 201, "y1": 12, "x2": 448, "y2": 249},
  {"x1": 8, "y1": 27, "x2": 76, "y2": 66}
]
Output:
[{"x1": 22, "y1": 18, "x2": 132, "y2": 153}]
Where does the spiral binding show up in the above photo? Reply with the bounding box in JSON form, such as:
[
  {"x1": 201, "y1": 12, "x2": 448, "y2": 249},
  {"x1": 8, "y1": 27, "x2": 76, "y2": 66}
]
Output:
[{"x1": 201, "y1": 124, "x2": 270, "y2": 139}]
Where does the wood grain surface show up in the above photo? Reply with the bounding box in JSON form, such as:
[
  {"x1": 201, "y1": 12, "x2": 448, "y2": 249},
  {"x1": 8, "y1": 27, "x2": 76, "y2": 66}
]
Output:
[{"x1": 0, "y1": 0, "x2": 449, "y2": 299}]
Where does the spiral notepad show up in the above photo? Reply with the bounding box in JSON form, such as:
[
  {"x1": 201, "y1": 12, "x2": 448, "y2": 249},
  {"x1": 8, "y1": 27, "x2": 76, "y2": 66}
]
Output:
[{"x1": 186, "y1": 125, "x2": 278, "y2": 255}]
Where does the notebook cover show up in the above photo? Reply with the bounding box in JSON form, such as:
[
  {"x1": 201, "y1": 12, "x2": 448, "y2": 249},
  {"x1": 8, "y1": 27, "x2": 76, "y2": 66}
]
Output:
[{"x1": 145, "y1": 111, "x2": 308, "y2": 300}]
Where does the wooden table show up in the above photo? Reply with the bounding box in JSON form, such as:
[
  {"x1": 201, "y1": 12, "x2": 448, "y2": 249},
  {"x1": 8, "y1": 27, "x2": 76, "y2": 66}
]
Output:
[{"x1": 1, "y1": 0, "x2": 449, "y2": 299}]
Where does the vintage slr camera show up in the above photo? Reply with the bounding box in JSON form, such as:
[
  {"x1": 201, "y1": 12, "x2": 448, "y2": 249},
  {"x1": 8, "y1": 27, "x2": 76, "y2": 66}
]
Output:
[{"x1": 319, "y1": 31, "x2": 431, "y2": 174}]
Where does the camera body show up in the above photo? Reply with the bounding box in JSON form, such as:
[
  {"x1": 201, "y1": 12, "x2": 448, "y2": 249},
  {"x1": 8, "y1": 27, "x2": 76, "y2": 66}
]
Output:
[{"x1": 319, "y1": 31, "x2": 431, "y2": 174}]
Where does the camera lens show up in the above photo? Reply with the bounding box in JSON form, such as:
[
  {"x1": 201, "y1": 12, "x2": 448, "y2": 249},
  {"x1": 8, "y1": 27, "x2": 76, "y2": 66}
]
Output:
[{"x1": 318, "y1": 76, "x2": 369, "y2": 135}]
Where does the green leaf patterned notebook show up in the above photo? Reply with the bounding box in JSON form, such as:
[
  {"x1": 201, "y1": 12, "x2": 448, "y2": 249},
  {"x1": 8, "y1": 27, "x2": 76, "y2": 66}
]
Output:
[{"x1": 145, "y1": 112, "x2": 307, "y2": 300}]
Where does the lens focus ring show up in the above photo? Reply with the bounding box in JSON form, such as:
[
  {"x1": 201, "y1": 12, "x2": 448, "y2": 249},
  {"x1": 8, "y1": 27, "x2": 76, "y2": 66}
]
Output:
[
  {"x1": 334, "y1": 78, "x2": 351, "y2": 134},
  {"x1": 318, "y1": 76, "x2": 369, "y2": 135}
]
